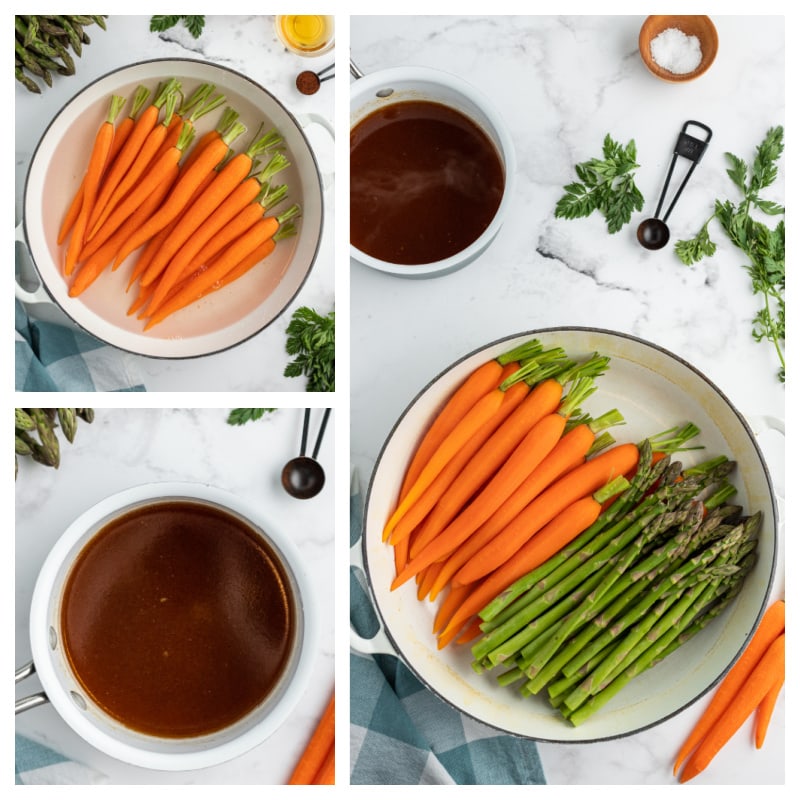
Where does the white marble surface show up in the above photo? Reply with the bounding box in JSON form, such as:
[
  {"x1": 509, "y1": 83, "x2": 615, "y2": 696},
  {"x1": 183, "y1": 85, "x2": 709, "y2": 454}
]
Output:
[
  {"x1": 15, "y1": 15, "x2": 334, "y2": 391},
  {"x1": 15, "y1": 407, "x2": 334, "y2": 784},
  {"x1": 350, "y1": 15, "x2": 785, "y2": 785}
]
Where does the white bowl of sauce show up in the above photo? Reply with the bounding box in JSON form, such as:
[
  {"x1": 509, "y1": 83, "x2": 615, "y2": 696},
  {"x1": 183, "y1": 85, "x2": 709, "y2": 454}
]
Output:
[
  {"x1": 25, "y1": 483, "x2": 318, "y2": 770},
  {"x1": 350, "y1": 66, "x2": 516, "y2": 278}
]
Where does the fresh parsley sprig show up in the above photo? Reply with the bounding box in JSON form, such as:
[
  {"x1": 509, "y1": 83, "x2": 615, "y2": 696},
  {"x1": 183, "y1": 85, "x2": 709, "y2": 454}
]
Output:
[
  {"x1": 284, "y1": 307, "x2": 335, "y2": 392},
  {"x1": 227, "y1": 409, "x2": 275, "y2": 426},
  {"x1": 675, "y1": 126, "x2": 785, "y2": 382},
  {"x1": 555, "y1": 134, "x2": 644, "y2": 234},
  {"x1": 150, "y1": 15, "x2": 206, "y2": 39}
]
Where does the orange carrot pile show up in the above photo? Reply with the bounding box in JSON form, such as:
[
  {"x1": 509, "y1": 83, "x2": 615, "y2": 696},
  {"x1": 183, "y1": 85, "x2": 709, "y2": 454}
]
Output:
[
  {"x1": 58, "y1": 79, "x2": 299, "y2": 330},
  {"x1": 674, "y1": 599, "x2": 785, "y2": 783},
  {"x1": 288, "y1": 692, "x2": 335, "y2": 785}
]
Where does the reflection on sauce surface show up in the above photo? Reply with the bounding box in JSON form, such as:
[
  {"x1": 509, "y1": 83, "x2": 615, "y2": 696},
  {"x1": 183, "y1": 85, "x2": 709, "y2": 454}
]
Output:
[
  {"x1": 350, "y1": 100, "x2": 505, "y2": 265},
  {"x1": 61, "y1": 501, "x2": 295, "y2": 738}
]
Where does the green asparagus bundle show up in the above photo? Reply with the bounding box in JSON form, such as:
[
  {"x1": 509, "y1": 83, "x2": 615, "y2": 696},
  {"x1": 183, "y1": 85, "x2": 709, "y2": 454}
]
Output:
[
  {"x1": 15, "y1": 408, "x2": 94, "y2": 478},
  {"x1": 470, "y1": 438, "x2": 761, "y2": 726},
  {"x1": 15, "y1": 15, "x2": 108, "y2": 94}
]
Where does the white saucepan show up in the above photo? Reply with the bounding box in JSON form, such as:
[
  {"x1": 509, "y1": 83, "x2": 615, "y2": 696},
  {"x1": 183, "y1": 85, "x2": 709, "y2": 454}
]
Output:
[
  {"x1": 350, "y1": 62, "x2": 515, "y2": 279},
  {"x1": 16, "y1": 482, "x2": 319, "y2": 771},
  {"x1": 354, "y1": 327, "x2": 781, "y2": 743},
  {"x1": 17, "y1": 58, "x2": 331, "y2": 359}
]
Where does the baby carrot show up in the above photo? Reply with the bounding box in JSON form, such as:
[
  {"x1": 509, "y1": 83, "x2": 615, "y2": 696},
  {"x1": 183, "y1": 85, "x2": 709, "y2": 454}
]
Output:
[
  {"x1": 63, "y1": 94, "x2": 126, "y2": 276},
  {"x1": 288, "y1": 692, "x2": 334, "y2": 785}
]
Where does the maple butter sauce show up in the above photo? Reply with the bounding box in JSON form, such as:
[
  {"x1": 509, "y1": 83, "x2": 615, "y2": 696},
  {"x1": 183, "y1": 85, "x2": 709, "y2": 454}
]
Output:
[
  {"x1": 60, "y1": 500, "x2": 296, "y2": 738},
  {"x1": 350, "y1": 100, "x2": 505, "y2": 265}
]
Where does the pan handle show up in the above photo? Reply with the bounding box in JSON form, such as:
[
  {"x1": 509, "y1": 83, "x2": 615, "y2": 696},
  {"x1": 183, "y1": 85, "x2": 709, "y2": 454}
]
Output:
[
  {"x1": 295, "y1": 113, "x2": 335, "y2": 192},
  {"x1": 349, "y1": 539, "x2": 396, "y2": 656},
  {"x1": 15, "y1": 660, "x2": 50, "y2": 715},
  {"x1": 14, "y1": 220, "x2": 51, "y2": 307}
]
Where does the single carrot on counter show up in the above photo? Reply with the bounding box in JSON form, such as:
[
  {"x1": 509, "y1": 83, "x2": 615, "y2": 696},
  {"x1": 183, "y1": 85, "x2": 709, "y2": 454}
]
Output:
[
  {"x1": 755, "y1": 671, "x2": 784, "y2": 749},
  {"x1": 287, "y1": 692, "x2": 334, "y2": 785}
]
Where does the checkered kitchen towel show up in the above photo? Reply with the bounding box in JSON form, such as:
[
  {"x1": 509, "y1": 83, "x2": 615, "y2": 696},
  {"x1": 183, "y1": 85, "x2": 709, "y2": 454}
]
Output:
[
  {"x1": 350, "y1": 472, "x2": 547, "y2": 785},
  {"x1": 15, "y1": 734, "x2": 108, "y2": 785}
]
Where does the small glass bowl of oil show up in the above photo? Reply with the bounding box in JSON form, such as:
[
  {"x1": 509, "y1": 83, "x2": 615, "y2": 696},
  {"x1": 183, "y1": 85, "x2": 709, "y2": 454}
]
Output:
[{"x1": 275, "y1": 15, "x2": 335, "y2": 57}]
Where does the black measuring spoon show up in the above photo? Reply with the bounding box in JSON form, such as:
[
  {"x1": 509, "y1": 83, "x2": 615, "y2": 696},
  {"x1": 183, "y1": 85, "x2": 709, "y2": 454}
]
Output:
[
  {"x1": 637, "y1": 120, "x2": 713, "y2": 250},
  {"x1": 281, "y1": 408, "x2": 331, "y2": 499}
]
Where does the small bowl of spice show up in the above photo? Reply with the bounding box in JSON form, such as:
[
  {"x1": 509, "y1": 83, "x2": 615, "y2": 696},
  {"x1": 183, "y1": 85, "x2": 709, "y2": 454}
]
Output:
[{"x1": 639, "y1": 15, "x2": 718, "y2": 82}]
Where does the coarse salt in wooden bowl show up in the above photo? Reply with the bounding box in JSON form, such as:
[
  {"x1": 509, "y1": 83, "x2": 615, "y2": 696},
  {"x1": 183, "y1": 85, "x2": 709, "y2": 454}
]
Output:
[{"x1": 639, "y1": 15, "x2": 718, "y2": 83}]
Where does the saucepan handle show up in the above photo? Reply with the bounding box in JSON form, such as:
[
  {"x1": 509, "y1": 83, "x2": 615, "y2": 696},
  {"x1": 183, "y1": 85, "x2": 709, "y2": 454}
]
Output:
[
  {"x1": 295, "y1": 113, "x2": 335, "y2": 192},
  {"x1": 14, "y1": 220, "x2": 51, "y2": 306},
  {"x1": 349, "y1": 540, "x2": 396, "y2": 656},
  {"x1": 746, "y1": 413, "x2": 785, "y2": 521},
  {"x1": 15, "y1": 660, "x2": 50, "y2": 715}
]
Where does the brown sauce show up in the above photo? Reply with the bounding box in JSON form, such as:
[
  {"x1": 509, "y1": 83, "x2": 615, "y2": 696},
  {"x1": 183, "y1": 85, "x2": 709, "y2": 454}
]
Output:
[
  {"x1": 350, "y1": 100, "x2": 505, "y2": 265},
  {"x1": 60, "y1": 500, "x2": 295, "y2": 738}
]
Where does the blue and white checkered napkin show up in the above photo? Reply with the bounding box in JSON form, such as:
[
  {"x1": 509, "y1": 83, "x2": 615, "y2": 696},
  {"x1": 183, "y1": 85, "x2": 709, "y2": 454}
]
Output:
[
  {"x1": 15, "y1": 734, "x2": 108, "y2": 785},
  {"x1": 350, "y1": 472, "x2": 547, "y2": 785}
]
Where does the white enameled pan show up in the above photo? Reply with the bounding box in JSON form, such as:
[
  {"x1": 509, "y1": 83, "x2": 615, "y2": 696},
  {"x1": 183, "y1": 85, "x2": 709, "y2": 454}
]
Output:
[
  {"x1": 17, "y1": 58, "x2": 330, "y2": 359},
  {"x1": 355, "y1": 328, "x2": 780, "y2": 743}
]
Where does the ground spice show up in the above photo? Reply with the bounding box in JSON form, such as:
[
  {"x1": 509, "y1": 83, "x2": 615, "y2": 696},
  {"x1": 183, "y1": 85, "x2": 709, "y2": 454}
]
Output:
[
  {"x1": 650, "y1": 27, "x2": 703, "y2": 74},
  {"x1": 296, "y1": 70, "x2": 321, "y2": 95}
]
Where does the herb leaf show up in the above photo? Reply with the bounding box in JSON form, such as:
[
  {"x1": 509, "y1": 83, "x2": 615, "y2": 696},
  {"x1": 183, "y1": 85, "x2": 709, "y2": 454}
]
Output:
[
  {"x1": 227, "y1": 408, "x2": 276, "y2": 426},
  {"x1": 675, "y1": 126, "x2": 785, "y2": 382},
  {"x1": 555, "y1": 135, "x2": 644, "y2": 234},
  {"x1": 284, "y1": 307, "x2": 335, "y2": 392},
  {"x1": 149, "y1": 15, "x2": 206, "y2": 38}
]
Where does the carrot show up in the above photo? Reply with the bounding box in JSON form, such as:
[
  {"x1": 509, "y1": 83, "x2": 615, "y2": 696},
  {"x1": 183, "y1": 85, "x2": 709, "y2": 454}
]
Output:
[
  {"x1": 417, "y1": 561, "x2": 442, "y2": 601},
  {"x1": 58, "y1": 86, "x2": 149, "y2": 246},
  {"x1": 287, "y1": 692, "x2": 334, "y2": 785},
  {"x1": 142, "y1": 150, "x2": 289, "y2": 301},
  {"x1": 455, "y1": 618, "x2": 484, "y2": 646},
  {"x1": 312, "y1": 742, "x2": 335, "y2": 785},
  {"x1": 153, "y1": 84, "x2": 226, "y2": 163},
  {"x1": 87, "y1": 84, "x2": 181, "y2": 239},
  {"x1": 405, "y1": 377, "x2": 597, "y2": 591},
  {"x1": 451, "y1": 442, "x2": 639, "y2": 586},
  {"x1": 68, "y1": 165, "x2": 179, "y2": 297},
  {"x1": 394, "y1": 410, "x2": 570, "y2": 591},
  {"x1": 388, "y1": 374, "x2": 529, "y2": 550},
  {"x1": 672, "y1": 598, "x2": 785, "y2": 775},
  {"x1": 433, "y1": 583, "x2": 474, "y2": 633},
  {"x1": 110, "y1": 120, "x2": 247, "y2": 270},
  {"x1": 381, "y1": 387, "x2": 511, "y2": 546},
  {"x1": 86, "y1": 79, "x2": 180, "y2": 237},
  {"x1": 436, "y1": 409, "x2": 623, "y2": 595},
  {"x1": 678, "y1": 633, "x2": 785, "y2": 783},
  {"x1": 141, "y1": 127, "x2": 283, "y2": 305},
  {"x1": 81, "y1": 121, "x2": 198, "y2": 259},
  {"x1": 754, "y1": 672, "x2": 784, "y2": 748},
  {"x1": 63, "y1": 94, "x2": 126, "y2": 276},
  {"x1": 182, "y1": 106, "x2": 239, "y2": 170},
  {"x1": 142, "y1": 214, "x2": 279, "y2": 330}
]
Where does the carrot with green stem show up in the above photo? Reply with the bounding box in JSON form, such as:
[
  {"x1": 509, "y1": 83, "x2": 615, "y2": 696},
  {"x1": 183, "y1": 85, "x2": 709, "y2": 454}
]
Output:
[
  {"x1": 441, "y1": 408, "x2": 625, "y2": 589},
  {"x1": 68, "y1": 166, "x2": 179, "y2": 297},
  {"x1": 85, "y1": 78, "x2": 181, "y2": 236},
  {"x1": 394, "y1": 376, "x2": 598, "y2": 590},
  {"x1": 425, "y1": 406, "x2": 625, "y2": 602},
  {"x1": 140, "y1": 127, "x2": 284, "y2": 302},
  {"x1": 672, "y1": 598, "x2": 785, "y2": 776},
  {"x1": 451, "y1": 442, "x2": 640, "y2": 587},
  {"x1": 397, "y1": 340, "x2": 554, "y2": 502},
  {"x1": 138, "y1": 150, "x2": 290, "y2": 297},
  {"x1": 152, "y1": 83, "x2": 225, "y2": 162},
  {"x1": 143, "y1": 212, "x2": 280, "y2": 330},
  {"x1": 78, "y1": 121, "x2": 197, "y2": 261},
  {"x1": 58, "y1": 85, "x2": 150, "y2": 245},
  {"x1": 110, "y1": 120, "x2": 247, "y2": 269},
  {"x1": 63, "y1": 94, "x2": 126, "y2": 276},
  {"x1": 402, "y1": 356, "x2": 605, "y2": 556},
  {"x1": 678, "y1": 632, "x2": 785, "y2": 783},
  {"x1": 183, "y1": 106, "x2": 240, "y2": 169},
  {"x1": 87, "y1": 89, "x2": 180, "y2": 238},
  {"x1": 387, "y1": 367, "x2": 531, "y2": 553}
]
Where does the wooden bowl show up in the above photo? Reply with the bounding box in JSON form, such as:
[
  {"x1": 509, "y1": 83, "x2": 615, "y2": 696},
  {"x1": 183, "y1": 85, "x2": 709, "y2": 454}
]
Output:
[{"x1": 639, "y1": 15, "x2": 718, "y2": 83}]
